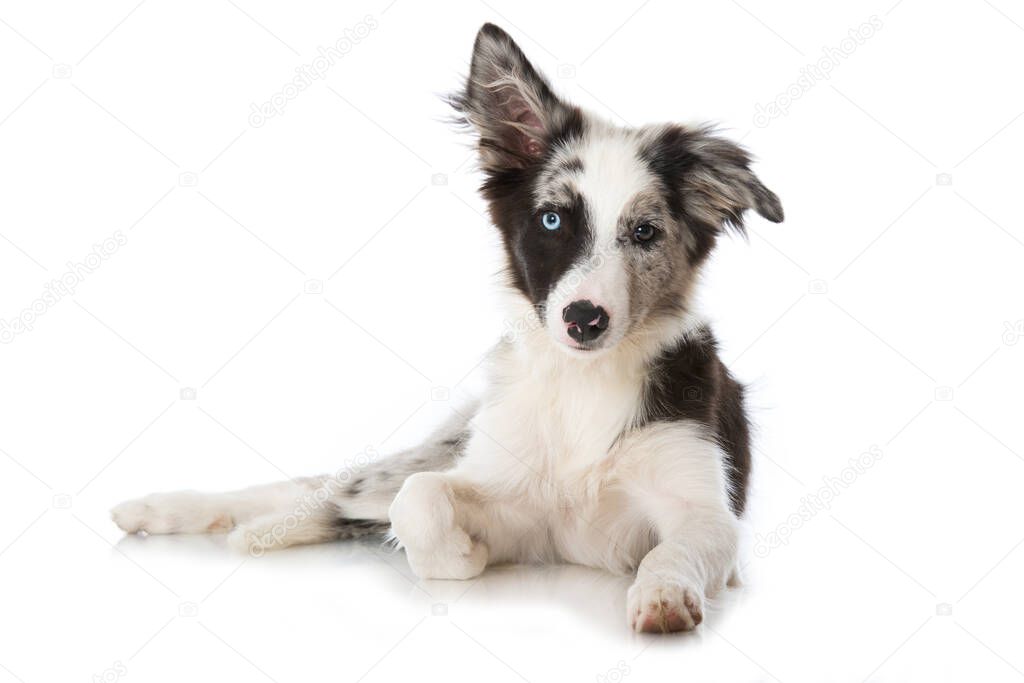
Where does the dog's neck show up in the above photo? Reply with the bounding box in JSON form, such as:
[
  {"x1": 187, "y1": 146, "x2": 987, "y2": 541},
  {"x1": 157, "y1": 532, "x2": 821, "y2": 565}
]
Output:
[{"x1": 476, "y1": 291, "x2": 704, "y2": 484}]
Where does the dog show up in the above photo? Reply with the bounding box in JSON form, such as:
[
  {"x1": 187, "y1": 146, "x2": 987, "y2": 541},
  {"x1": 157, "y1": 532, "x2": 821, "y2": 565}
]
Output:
[{"x1": 112, "y1": 23, "x2": 783, "y2": 633}]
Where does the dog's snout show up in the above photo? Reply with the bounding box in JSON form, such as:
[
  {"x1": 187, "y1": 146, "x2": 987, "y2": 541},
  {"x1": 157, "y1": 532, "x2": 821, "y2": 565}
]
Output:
[{"x1": 562, "y1": 300, "x2": 609, "y2": 343}]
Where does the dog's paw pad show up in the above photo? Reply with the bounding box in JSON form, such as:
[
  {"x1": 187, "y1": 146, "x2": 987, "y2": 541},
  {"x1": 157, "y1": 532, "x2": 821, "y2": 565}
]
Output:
[{"x1": 627, "y1": 580, "x2": 704, "y2": 633}]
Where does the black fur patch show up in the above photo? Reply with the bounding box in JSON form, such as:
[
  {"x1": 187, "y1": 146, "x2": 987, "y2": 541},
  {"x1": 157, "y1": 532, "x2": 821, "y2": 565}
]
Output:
[
  {"x1": 637, "y1": 326, "x2": 751, "y2": 515},
  {"x1": 480, "y1": 112, "x2": 591, "y2": 308},
  {"x1": 331, "y1": 516, "x2": 391, "y2": 539},
  {"x1": 449, "y1": 22, "x2": 594, "y2": 310}
]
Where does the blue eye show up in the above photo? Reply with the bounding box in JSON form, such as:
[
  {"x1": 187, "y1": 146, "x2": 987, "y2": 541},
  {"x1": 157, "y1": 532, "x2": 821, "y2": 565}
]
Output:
[{"x1": 541, "y1": 211, "x2": 561, "y2": 231}]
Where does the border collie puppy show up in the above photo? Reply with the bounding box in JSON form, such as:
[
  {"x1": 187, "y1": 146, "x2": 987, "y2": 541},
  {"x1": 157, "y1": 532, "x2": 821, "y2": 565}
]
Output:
[{"x1": 112, "y1": 23, "x2": 783, "y2": 633}]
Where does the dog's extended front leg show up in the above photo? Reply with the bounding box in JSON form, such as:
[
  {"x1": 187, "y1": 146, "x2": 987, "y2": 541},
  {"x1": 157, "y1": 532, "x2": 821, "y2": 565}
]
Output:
[
  {"x1": 627, "y1": 505, "x2": 738, "y2": 633},
  {"x1": 388, "y1": 472, "x2": 489, "y2": 580}
]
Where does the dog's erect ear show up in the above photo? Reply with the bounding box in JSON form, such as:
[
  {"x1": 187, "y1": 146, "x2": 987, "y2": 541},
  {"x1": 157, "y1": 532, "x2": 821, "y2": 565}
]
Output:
[
  {"x1": 452, "y1": 24, "x2": 575, "y2": 172},
  {"x1": 647, "y1": 126, "x2": 783, "y2": 234}
]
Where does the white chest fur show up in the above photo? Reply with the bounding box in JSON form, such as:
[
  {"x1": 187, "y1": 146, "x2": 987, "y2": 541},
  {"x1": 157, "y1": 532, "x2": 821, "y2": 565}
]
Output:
[{"x1": 459, "y1": 326, "x2": 650, "y2": 503}]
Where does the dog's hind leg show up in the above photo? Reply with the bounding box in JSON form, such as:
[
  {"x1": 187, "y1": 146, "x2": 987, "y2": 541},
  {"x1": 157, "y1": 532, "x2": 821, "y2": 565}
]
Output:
[
  {"x1": 111, "y1": 404, "x2": 476, "y2": 552},
  {"x1": 110, "y1": 477, "x2": 332, "y2": 537}
]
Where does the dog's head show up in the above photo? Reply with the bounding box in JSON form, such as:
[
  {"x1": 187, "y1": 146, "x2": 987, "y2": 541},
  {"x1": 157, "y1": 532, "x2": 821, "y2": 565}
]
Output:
[{"x1": 452, "y1": 24, "x2": 783, "y2": 356}]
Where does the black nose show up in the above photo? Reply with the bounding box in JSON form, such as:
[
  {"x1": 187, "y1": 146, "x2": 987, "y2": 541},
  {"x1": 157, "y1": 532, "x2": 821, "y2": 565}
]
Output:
[{"x1": 562, "y1": 300, "x2": 609, "y2": 343}]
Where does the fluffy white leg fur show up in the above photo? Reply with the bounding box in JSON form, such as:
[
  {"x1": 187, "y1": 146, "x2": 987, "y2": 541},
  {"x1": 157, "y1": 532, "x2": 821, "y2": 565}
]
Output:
[
  {"x1": 111, "y1": 478, "x2": 326, "y2": 537},
  {"x1": 387, "y1": 472, "x2": 489, "y2": 580},
  {"x1": 626, "y1": 507, "x2": 738, "y2": 632},
  {"x1": 389, "y1": 419, "x2": 741, "y2": 634},
  {"x1": 226, "y1": 510, "x2": 341, "y2": 556},
  {"x1": 111, "y1": 409, "x2": 472, "y2": 553},
  {"x1": 614, "y1": 425, "x2": 740, "y2": 633}
]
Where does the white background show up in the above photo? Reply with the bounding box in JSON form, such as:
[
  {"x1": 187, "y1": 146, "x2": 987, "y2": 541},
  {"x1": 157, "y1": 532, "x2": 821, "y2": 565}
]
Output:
[{"x1": 2, "y1": 1, "x2": 1023, "y2": 681}]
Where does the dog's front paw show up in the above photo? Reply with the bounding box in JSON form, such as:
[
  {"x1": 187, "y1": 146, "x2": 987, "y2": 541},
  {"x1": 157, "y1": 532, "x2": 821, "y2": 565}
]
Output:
[
  {"x1": 389, "y1": 472, "x2": 487, "y2": 580},
  {"x1": 402, "y1": 529, "x2": 488, "y2": 580},
  {"x1": 627, "y1": 577, "x2": 704, "y2": 633}
]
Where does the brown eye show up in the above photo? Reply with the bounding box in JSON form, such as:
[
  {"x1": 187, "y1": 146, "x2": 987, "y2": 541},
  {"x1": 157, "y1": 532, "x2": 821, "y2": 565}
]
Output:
[{"x1": 633, "y1": 223, "x2": 656, "y2": 242}]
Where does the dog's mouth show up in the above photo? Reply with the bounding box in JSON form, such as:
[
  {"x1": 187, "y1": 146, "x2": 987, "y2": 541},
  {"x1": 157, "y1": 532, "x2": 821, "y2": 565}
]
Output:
[
  {"x1": 554, "y1": 331, "x2": 614, "y2": 356},
  {"x1": 567, "y1": 340, "x2": 598, "y2": 352}
]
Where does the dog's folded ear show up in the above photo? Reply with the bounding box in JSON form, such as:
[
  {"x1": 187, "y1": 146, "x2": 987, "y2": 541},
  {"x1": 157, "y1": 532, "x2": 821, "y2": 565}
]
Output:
[
  {"x1": 451, "y1": 23, "x2": 576, "y2": 172},
  {"x1": 684, "y1": 129, "x2": 784, "y2": 233},
  {"x1": 646, "y1": 125, "x2": 784, "y2": 236}
]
